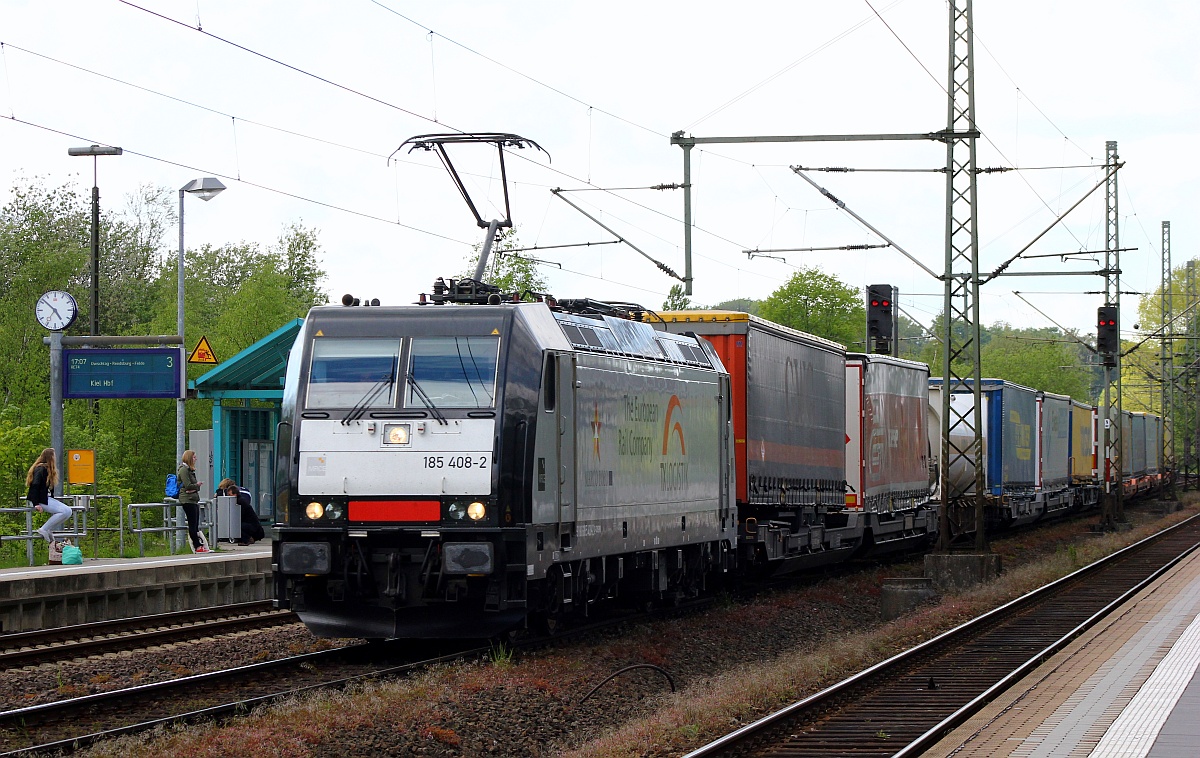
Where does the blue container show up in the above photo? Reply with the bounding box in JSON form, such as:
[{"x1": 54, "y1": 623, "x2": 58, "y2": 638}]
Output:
[{"x1": 929, "y1": 378, "x2": 1037, "y2": 496}]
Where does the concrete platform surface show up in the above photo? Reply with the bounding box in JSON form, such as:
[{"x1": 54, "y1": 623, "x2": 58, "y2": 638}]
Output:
[
  {"x1": 0, "y1": 542, "x2": 272, "y2": 633},
  {"x1": 924, "y1": 547, "x2": 1200, "y2": 758}
]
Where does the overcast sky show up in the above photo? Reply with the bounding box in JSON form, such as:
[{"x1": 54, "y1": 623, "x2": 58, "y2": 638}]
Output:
[{"x1": 2, "y1": 0, "x2": 1195, "y2": 341}]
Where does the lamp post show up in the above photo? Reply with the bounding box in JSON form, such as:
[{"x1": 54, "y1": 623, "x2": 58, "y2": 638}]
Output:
[
  {"x1": 177, "y1": 178, "x2": 227, "y2": 464},
  {"x1": 68, "y1": 145, "x2": 123, "y2": 336}
]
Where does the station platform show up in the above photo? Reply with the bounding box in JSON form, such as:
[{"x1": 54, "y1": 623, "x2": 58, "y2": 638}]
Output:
[
  {"x1": 926, "y1": 543, "x2": 1200, "y2": 758},
  {"x1": 0, "y1": 541, "x2": 271, "y2": 634}
]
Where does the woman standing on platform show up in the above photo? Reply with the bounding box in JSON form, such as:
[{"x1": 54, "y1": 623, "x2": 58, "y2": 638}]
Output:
[
  {"x1": 26, "y1": 447, "x2": 71, "y2": 543},
  {"x1": 177, "y1": 450, "x2": 209, "y2": 553}
]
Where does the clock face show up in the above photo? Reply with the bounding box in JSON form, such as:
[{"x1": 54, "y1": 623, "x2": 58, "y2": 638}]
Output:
[{"x1": 35, "y1": 291, "x2": 78, "y2": 331}]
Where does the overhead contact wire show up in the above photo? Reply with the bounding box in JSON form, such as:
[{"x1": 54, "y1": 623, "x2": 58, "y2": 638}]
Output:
[
  {"x1": 0, "y1": 114, "x2": 472, "y2": 246},
  {"x1": 110, "y1": 4, "x2": 762, "y2": 260},
  {"x1": 365, "y1": 0, "x2": 666, "y2": 140},
  {"x1": 116, "y1": 0, "x2": 448, "y2": 130}
]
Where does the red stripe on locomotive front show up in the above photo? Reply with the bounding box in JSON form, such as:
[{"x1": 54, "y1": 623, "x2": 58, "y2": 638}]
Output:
[{"x1": 349, "y1": 500, "x2": 440, "y2": 522}]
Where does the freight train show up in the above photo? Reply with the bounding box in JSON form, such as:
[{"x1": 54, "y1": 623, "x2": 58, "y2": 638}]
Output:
[{"x1": 271, "y1": 287, "x2": 1164, "y2": 639}]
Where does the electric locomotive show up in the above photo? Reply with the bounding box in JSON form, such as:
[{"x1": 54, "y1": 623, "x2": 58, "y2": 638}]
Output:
[{"x1": 272, "y1": 291, "x2": 736, "y2": 639}]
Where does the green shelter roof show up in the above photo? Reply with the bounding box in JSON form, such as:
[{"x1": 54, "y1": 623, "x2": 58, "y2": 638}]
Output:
[{"x1": 192, "y1": 318, "x2": 303, "y2": 399}]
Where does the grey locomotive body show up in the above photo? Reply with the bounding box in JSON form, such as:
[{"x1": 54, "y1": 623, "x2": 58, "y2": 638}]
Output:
[{"x1": 272, "y1": 302, "x2": 736, "y2": 638}]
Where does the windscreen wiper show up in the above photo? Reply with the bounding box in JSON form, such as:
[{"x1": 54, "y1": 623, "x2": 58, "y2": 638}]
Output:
[
  {"x1": 408, "y1": 376, "x2": 448, "y2": 425},
  {"x1": 341, "y1": 375, "x2": 394, "y2": 425}
]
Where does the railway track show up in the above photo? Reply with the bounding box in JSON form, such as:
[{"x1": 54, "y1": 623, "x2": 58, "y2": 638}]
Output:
[
  {"x1": 0, "y1": 638, "x2": 486, "y2": 756},
  {"x1": 0, "y1": 593, "x2": 693, "y2": 755},
  {"x1": 0, "y1": 601, "x2": 295, "y2": 669},
  {"x1": 685, "y1": 512, "x2": 1200, "y2": 758}
]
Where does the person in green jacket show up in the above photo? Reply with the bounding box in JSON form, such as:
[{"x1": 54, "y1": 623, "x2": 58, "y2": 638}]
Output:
[{"x1": 176, "y1": 450, "x2": 208, "y2": 553}]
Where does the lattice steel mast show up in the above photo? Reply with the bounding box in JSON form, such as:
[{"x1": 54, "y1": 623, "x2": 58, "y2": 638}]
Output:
[
  {"x1": 1185, "y1": 263, "x2": 1195, "y2": 489},
  {"x1": 1100, "y1": 141, "x2": 1123, "y2": 526},
  {"x1": 936, "y1": 0, "x2": 986, "y2": 552},
  {"x1": 1161, "y1": 221, "x2": 1177, "y2": 500}
]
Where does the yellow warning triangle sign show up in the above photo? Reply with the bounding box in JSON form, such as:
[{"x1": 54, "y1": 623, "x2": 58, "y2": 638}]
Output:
[{"x1": 188, "y1": 336, "x2": 218, "y2": 364}]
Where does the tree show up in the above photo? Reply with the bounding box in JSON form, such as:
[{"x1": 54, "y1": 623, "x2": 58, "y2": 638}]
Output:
[
  {"x1": 662, "y1": 284, "x2": 692, "y2": 311},
  {"x1": 896, "y1": 313, "x2": 931, "y2": 362},
  {"x1": 710, "y1": 298, "x2": 762, "y2": 316},
  {"x1": 0, "y1": 177, "x2": 331, "y2": 536},
  {"x1": 759, "y1": 268, "x2": 863, "y2": 347},
  {"x1": 979, "y1": 324, "x2": 1092, "y2": 402},
  {"x1": 0, "y1": 180, "x2": 88, "y2": 423},
  {"x1": 460, "y1": 228, "x2": 549, "y2": 297}
]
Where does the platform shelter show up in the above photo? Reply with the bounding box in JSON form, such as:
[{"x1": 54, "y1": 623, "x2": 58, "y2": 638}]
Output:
[{"x1": 191, "y1": 318, "x2": 302, "y2": 522}]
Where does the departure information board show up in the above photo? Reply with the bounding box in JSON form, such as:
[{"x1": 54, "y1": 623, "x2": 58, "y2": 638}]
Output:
[{"x1": 63, "y1": 348, "x2": 181, "y2": 399}]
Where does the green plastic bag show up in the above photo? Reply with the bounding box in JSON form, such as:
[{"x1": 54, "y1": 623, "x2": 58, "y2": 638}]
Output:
[{"x1": 61, "y1": 544, "x2": 83, "y2": 565}]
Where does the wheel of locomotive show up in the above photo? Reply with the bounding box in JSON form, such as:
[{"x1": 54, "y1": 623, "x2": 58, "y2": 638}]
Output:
[{"x1": 530, "y1": 565, "x2": 569, "y2": 636}]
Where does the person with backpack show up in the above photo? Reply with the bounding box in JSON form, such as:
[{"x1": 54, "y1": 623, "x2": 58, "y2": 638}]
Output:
[
  {"x1": 26, "y1": 448, "x2": 72, "y2": 544},
  {"x1": 176, "y1": 450, "x2": 208, "y2": 553},
  {"x1": 218, "y1": 478, "x2": 266, "y2": 545}
]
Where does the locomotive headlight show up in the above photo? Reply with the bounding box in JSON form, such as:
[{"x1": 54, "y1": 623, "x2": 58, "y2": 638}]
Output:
[
  {"x1": 447, "y1": 502, "x2": 467, "y2": 520},
  {"x1": 325, "y1": 502, "x2": 345, "y2": 520},
  {"x1": 383, "y1": 423, "x2": 411, "y2": 445},
  {"x1": 467, "y1": 501, "x2": 487, "y2": 521},
  {"x1": 305, "y1": 501, "x2": 326, "y2": 520}
]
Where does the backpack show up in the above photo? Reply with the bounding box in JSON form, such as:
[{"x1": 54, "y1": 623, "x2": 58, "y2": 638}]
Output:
[
  {"x1": 165, "y1": 473, "x2": 180, "y2": 498},
  {"x1": 61, "y1": 544, "x2": 83, "y2": 565}
]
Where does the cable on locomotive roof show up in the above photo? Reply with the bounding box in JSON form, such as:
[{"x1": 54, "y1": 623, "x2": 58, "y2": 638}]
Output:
[{"x1": 554, "y1": 299, "x2": 648, "y2": 321}]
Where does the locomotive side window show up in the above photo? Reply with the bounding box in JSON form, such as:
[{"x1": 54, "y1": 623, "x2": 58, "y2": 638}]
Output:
[
  {"x1": 406, "y1": 336, "x2": 499, "y2": 408},
  {"x1": 306, "y1": 338, "x2": 400, "y2": 409}
]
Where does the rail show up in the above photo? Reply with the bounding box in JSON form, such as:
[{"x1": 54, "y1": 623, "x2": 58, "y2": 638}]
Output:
[{"x1": 682, "y1": 512, "x2": 1200, "y2": 757}]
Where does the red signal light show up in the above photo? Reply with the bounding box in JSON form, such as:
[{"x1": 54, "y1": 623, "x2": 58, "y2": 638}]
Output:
[
  {"x1": 870, "y1": 299, "x2": 879, "y2": 307},
  {"x1": 881, "y1": 300, "x2": 890, "y2": 307}
]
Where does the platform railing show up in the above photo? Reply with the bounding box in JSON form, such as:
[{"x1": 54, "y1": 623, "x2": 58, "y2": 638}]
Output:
[
  {"x1": 127, "y1": 500, "x2": 216, "y2": 557},
  {"x1": 70, "y1": 494, "x2": 125, "y2": 559},
  {"x1": 1, "y1": 498, "x2": 90, "y2": 567}
]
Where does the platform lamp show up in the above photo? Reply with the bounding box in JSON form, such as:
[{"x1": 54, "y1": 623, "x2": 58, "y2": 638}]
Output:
[
  {"x1": 176, "y1": 178, "x2": 227, "y2": 465},
  {"x1": 67, "y1": 145, "x2": 123, "y2": 336}
]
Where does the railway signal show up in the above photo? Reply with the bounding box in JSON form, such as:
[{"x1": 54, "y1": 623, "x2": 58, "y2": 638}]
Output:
[
  {"x1": 867, "y1": 284, "x2": 895, "y2": 355},
  {"x1": 1097, "y1": 306, "x2": 1119, "y2": 367}
]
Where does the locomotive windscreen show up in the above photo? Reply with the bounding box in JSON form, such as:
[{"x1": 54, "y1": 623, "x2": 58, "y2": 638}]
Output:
[
  {"x1": 307, "y1": 338, "x2": 400, "y2": 408},
  {"x1": 407, "y1": 336, "x2": 499, "y2": 408}
]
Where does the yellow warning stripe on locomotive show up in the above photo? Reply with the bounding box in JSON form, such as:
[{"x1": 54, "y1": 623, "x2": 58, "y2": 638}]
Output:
[{"x1": 651, "y1": 310, "x2": 751, "y2": 323}]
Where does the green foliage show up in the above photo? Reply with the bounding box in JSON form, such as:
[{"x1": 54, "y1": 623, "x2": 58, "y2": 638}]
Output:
[
  {"x1": 461, "y1": 228, "x2": 549, "y2": 297},
  {"x1": 0, "y1": 178, "x2": 327, "y2": 528},
  {"x1": 979, "y1": 324, "x2": 1093, "y2": 402},
  {"x1": 759, "y1": 268, "x2": 864, "y2": 347},
  {"x1": 0, "y1": 180, "x2": 88, "y2": 426},
  {"x1": 709, "y1": 297, "x2": 762, "y2": 316},
  {"x1": 896, "y1": 314, "x2": 932, "y2": 362},
  {"x1": 489, "y1": 642, "x2": 514, "y2": 668},
  {"x1": 662, "y1": 284, "x2": 692, "y2": 311}
]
